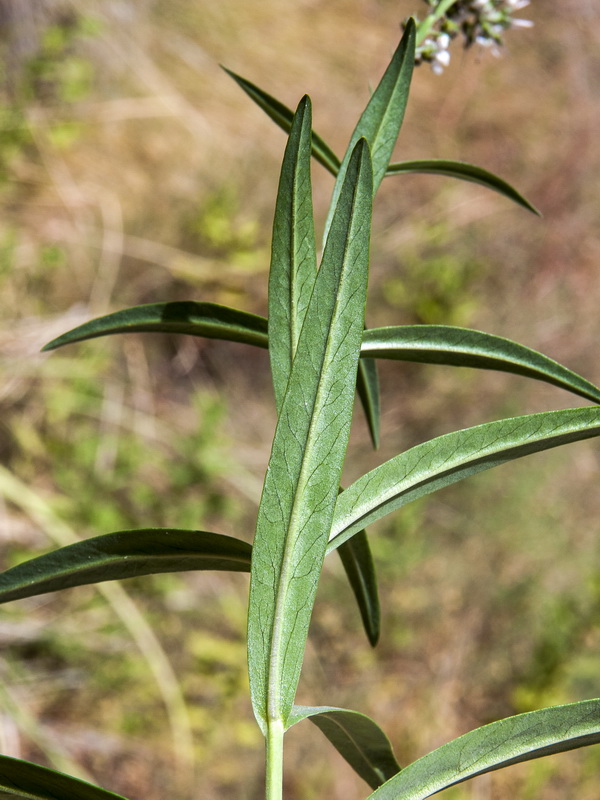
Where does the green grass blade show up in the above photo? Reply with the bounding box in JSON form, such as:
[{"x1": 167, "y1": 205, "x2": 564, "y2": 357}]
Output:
[
  {"x1": 328, "y1": 407, "x2": 600, "y2": 552},
  {"x1": 337, "y1": 531, "x2": 380, "y2": 646},
  {"x1": 42, "y1": 302, "x2": 268, "y2": 352},
  {"x1": 361, "y1": 325, "x2": 600, "y2": 404},
  {"x1": 366, "y1": 699, "x2": 600, "y2": 799},
  {"x1": 248, "y1": 139, "x2": 373, "y2": 730},
  {"x1": 356, "y1": 355, "x2": 381, "y2": 448},
  {"x1": 385, "y1": 159, "x2": 540, "y2": 215},
  {"x1": 0, "y1": 754, "x2": 129, "y2": 800},
  {"x1": 222, "y1": 67, "x2": 340, "y2": 176},
  {"x1": 269, "y1": 95, "x2": 317, "y2": 409},
  {"x1": 288, "y1": 705, "x2": 400, "y2": 789},
  {"x1": 323, "y1": 18, "x2": 415, "y2": 245},
  {"x1": 0, "y1": 529, "x2": 251, "y2": 604}
]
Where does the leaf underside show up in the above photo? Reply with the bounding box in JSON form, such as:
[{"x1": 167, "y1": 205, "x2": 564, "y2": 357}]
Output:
[
  {"x1": 248, "y1": 139, "x2": 373, "y2": 729},
  {"x1": 367, "y1": 698, "x2": 600, "y2": 799},
  {"x1": 329, "y1": 406, "x2": 600, "y2": 552}
]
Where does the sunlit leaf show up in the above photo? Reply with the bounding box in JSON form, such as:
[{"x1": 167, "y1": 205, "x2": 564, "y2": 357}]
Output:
[
  {"x1": 42, "y1": 302, "x2": 268, "y2": 352},
  {"x1": 0, "y1": 529, "x2": 251, "y2": 604},
  {"x1": 323, "y1": 18, "x2": 415, "y2": 244},
  {"x1": 328, "y1": 407, "x2": 600, "y2": 552},
  {"x1": 386, "y1": 159, "x2": 540, "y2": 214},
  {"x1": 267, "y1": 98, "x2": 380, "y2": 646},
  {"x1": 367, "y1": 699, "x2": 600, "y2": 799},
  {"x1": 268, "y1": 95, "x2": 317, "y2": 409},
  {"x1": 362, "y1": 325, "x2": 600, "y2": 404},
  {"x1": 0, "y1": 755, "x2": 129, "y2": 800},
  {"x1": 289, "y1": 705, "x2": 399, "y2": 788},
  {"x1": 222, "y1": 67, "x2": 340, "y2": 176},
  {"x1": 249, "y1": 139, "x2": 373, "y2": 730}
]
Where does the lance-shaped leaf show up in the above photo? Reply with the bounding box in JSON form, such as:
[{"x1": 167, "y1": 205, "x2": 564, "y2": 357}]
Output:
[
  {"x1": 356, "y1": 355, "x2": 381, "y2": 449},
  {"x1": 222, "y1": 67, "x2": 340, "y2": 177},
  {"x1": 337, "y1": 529, "x2": 380, "y2": 646},
  {"x1": 0, "y1": 754, "x2": 129, "y2": 800},
  {"x1": 0, "y1": 529, "x2": 252, "y2": 604},
  {"x1": 367, "y1": 698, "x2": 600, "y2": 800},
  {"x1": 267, "y1": 96, "x2": 380, "y2": 647},
  {"x1": 42, "y1": 302, "x2": 268, "y2": 352},
  {"x1": 248, "y1": 139, "x2": 373, "y2": 730},
  {"x1": 328, "y1": 407, "x2": 600, "y2": 552},
  {"x1": 268, "y1": 95, "x2": 317, "y2": 410},
  {"x1": 288, "y1": 705, "x2": 400, "y2": 789},
  {"x1": 323, "y1": 18, "x2": 416, "y2": 244},
  {"x1": 386, "y1": 159, "x2": 539, "y2": 214},
  {"x1": 361, "y1": 325, "x2": 600, "y2": 404}
]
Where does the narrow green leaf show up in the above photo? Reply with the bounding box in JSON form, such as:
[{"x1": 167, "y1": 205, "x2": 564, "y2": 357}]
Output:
[
  {"x1": 386, "y1": 159, "x2": 540, "y2": 215},
  {"x1": 268, "y1": 95, "x2": 317, "y2": 409},
  {"x1": 267, "y1": 98, "x2": 380, "y2": 646},
  {"x1": 248, "y1": 139, "x2": 373, "y2": 730},
  {"x1": 222, "y1": 67, "x2": 341, "y2": 176},
  {"x1": 288, "y1": 705, "x2": 400, "y2": 789},
  {"x1": 323, "y1": 18, "x2": 416, "y2": 244},
  {"x1": 42, "y1": 302, "x2": 268, "y2": 352},
  {"x1": 367, "y1": 699, "x2": 600, "y2": 799},
  {"x1": 337, "y1": 531, "x2": 380, "y2": 647},
  {"x1": 362, "y1": 325, "x2": 600, "y2": 404},
  {"x1": 0, "y1": 754, "x2": 128, "y2": 800},
  {"x1": 356, "y1": 355, "x2": 381, "y2": 449},
  {"x1": 328, "y1": 407, "x2": 600, "y2": 552},
  {"x1": 0, "y1": 529, "x2": 252, "y2": 604}
]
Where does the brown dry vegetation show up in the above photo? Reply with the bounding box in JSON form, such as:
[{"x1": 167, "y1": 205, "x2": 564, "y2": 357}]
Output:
[{"x1": 1, "y1": 1, "x2": 600, "y2": 799}]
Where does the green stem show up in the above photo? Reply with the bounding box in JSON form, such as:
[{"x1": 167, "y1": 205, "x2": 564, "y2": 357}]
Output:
[
  {"x1": 415, "y1": 0, "x2": 457, "y2": 45},
  {"x1": 265, "y1": 718, "x2": 285, "y2": 800}
]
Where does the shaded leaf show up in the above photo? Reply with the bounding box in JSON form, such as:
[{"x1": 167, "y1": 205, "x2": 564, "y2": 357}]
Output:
[
  {"x1": 43, "y1": 302, "x2": 268, "y2": 352},
  {"x1": 386, "y1": 159, "x2": 540, "y2": 215},
  {"x1": 248, "y1": 139, "x2": 373, "y2": 730},
  {"x1": 356, "y1": 355, "x2": 381, "y2": 449},
  {"x1": 328, "y1": 407, "x2": 600, "y2": 552},
  {"x1": 289, "y1": 705, "x2": 400, "y2": 789},
  {"x1": 362, "y1": 325, "x2": 600, "y2": 404},
  {"x1": 222, "y1": 67, "x2": 340, "y2": 176},
  {"x1": 0, "y1": 529, "x2": 251, "y2": 604},
  {"x1": 0, "y1": 754, "x2": 128, "y2": 800},
  {"x1": 367, "y1": 699, "x2": 600, "y2": 799},
  {"x1": 337, "y1": 531, "x2": 380, "y2": 647}
]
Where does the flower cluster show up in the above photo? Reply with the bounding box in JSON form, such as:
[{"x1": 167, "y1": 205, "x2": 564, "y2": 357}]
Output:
[{"x1": 407, "y1": 0, "x2": 533, "y2": 74}]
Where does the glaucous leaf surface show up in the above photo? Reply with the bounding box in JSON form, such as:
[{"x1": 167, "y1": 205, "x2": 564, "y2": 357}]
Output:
[
  {"x1": 0, "y1": 530, "x2": 252, "y2": 603},
  {"x1": 43, "y1": 302, "x2": 268, "y2": 352},
  {"x1": 386, "y1": 159, "x2": 539, "y2": 214},
  {"x1": 0, "y1": 755, "x2": 129, "y2": 800},
  {"x1": 248, "y1": 140, "x2": 373, "y2": 730},
  {"x1": 267, "y1": 97, "x2": 380, "y2": 647},
  {"x1": 328, "y1": 407, "x2": 600, "y2": 551},
  {"x1": 289, "y1": 706, "x2": 400, "y2": 789},
  {"x1": 362, "y1": 325, "x2": 600, "y2": 404},
  {"x1": 367, "y1": 699, "x2": 600, "y2": 799}
]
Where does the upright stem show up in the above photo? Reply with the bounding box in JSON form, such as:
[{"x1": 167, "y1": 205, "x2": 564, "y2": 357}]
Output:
[
  {"x1": 265, "y1": 718, "x2": 285, "y2": 800},
  {"x1": 416, "y1": 0, "x2": 457, "y2": 45}
]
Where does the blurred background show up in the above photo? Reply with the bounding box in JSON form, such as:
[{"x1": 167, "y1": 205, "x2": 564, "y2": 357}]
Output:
[{"x1": 0, "y1": 1, "x2": 599, "y2": 798}]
